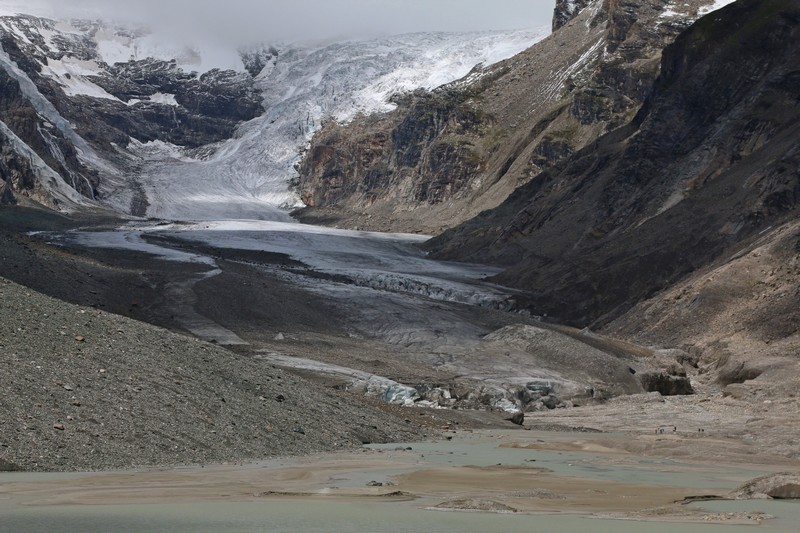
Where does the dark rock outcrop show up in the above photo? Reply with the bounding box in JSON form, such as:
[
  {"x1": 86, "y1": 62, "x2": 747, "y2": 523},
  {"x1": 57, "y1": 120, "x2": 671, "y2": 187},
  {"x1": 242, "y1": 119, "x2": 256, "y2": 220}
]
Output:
[
  {"x1": 299, "y1": 89, "x2": 487, "y2": 209},
  {"x1": 427, "y1": 0, "x2": 800, "y2": 327},
  {"x1": 639, "y1": 372, "x2": 694, "y2": 396},
  {"x1": 0, "y1": 58, "x2": 99, "y2": 202},
  {"x1": 0, "y1": 174, "x2": 15, "y2": 205},
  {"x1": 240, "y1": 45, "x2": 279, "y2": 77},
  {"x1": 553, "y1": 0, "x2": 594, "y2": 31},
  {"x1": 504, "y1": 411, "x2": 525, "y2": 425}
]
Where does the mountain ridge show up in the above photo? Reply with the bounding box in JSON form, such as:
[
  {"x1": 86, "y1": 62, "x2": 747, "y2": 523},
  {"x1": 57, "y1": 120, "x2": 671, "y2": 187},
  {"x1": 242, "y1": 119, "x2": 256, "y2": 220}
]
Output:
[
  {"x1": 427, "y1": 0, "x2": 799, "y2": 325},
  {"x1": 294, "y1": 0, "x2": 732, "y2": 233}
]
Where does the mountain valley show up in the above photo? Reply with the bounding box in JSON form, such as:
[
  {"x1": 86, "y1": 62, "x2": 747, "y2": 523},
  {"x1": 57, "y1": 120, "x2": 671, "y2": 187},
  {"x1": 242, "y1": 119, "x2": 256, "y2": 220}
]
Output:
[{"x1": 1, "y1": 0, "x2": 800, "y2": 528}]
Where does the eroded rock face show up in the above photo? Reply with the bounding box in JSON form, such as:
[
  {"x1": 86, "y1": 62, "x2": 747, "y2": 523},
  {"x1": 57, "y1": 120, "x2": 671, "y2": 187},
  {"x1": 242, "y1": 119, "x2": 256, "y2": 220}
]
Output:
[
  {"x1": 717, "y1": 359, "x2": 765, "y2": 387},
  {"x1": 299, "y1": 89, "x2": 487, "y2": 209},
  {"x1": 75, "y1": 67, "x2": 263, "y2": 149},
  {"x1": 0, "y1": 64, "x2": 95, "y2": 206}
]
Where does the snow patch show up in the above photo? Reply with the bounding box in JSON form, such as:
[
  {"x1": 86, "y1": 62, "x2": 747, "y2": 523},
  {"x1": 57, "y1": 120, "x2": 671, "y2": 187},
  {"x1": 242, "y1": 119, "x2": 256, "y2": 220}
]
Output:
[
  {"x1": 127, "y1": 92, "x2": 179, "y2": 106},
  {"x1": 542, "y1": 36, "x2": 604, "y2": 102},
  {"x1": 659, "y1": 5, "x2": 682, "y2": 19},
  {"x1": 585, "y1": 0, "x2": 605, "y2": 29},
  {"x1": 0, "y1": 19, "x2": 31, "y2": 45},
  {"x1": 661, "y1": 0, "x2": 737, "y2": 20},
  {"x1": 41, "y1": 57, "x2": 121, "y2": 101},
  {"x1": 698, "y1": 0, "x2": 738, "y2": 16}
]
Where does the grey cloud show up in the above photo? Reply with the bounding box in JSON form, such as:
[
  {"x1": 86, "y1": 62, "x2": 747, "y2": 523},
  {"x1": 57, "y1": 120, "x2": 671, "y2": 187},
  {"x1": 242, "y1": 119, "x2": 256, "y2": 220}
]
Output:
[{"x1": 41, "y1": 0, "x2": 555, "y2": 43}]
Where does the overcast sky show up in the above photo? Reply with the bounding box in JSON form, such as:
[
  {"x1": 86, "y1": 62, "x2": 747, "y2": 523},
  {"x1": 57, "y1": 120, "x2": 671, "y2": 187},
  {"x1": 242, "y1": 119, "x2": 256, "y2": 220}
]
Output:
[{"x1": 11, "y1": 1, "x2": 555, "y2": 43}]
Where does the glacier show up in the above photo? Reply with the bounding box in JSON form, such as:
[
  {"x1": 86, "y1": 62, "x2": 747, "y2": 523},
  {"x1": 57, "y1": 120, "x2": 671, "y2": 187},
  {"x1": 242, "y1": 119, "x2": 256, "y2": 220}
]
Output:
[
  {"x1": 0, "y1": 9, "x2": 548, "y2": 220},
  {"x1": 119, "y1": 30, "x2": 550, "y2": 221}
]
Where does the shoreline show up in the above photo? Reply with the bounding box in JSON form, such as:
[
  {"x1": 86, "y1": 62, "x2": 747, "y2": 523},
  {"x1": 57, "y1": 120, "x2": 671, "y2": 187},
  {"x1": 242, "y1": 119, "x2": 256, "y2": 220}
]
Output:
[{"x1": 1, "y1": 428, "x2": 796, "y2": 528}]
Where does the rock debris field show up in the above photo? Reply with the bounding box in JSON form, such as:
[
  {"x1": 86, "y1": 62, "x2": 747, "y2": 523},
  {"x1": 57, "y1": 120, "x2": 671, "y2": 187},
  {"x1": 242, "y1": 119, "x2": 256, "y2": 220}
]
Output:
[{"x1": 0, "y1": 276, "x2": 423, "y2": 472}]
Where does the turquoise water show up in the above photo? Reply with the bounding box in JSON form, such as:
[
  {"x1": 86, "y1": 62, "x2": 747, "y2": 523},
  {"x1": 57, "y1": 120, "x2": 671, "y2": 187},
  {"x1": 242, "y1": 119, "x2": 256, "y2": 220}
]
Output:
[
  {"x1": 689, "y1": 500, "x2": 800, "y2": 532},
  {"x1": 1, "y1": 431, "x2": 795, "y2": 532},
  {"x1": 369, "y1": 433, "x2": 770, "y2": 490},
  {"x1": 2, "y1": 500, "x2": 795, "y2": 533}
]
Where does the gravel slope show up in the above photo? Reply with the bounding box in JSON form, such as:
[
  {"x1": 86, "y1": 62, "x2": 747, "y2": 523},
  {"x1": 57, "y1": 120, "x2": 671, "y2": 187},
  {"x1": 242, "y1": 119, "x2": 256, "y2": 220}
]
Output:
[{"x1": 0, "y1": 276, "x2": 422, "y2": 472}]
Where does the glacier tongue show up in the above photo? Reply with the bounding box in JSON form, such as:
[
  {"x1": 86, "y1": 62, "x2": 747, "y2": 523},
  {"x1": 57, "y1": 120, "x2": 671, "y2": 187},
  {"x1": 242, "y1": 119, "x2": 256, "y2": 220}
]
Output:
[{"x1": 120, "y1": 29, "x2": 548, "y2": 221}]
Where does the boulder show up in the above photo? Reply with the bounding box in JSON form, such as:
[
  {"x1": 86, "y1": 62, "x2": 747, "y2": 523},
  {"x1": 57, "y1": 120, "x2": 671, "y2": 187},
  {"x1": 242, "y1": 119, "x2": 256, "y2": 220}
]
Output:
[
  {"x1": 0, "y1": 458, "x2": 22, "y2": 472},
  {"x1": 717, "y1": 359, "x2": 764, "y2": 386},
  {"x1": 504, "y1": 411, "x2": 525, "y2": 426}
]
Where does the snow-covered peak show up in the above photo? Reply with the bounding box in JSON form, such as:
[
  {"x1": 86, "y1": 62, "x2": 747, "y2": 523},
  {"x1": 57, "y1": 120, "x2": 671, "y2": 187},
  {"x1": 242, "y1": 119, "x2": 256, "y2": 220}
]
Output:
[
  {"x1": 0, "y1": 14, "x2": 245, "y2": 74},
  {"x1": 0, "y1": 1, "x2": 52, "y2": 18}
]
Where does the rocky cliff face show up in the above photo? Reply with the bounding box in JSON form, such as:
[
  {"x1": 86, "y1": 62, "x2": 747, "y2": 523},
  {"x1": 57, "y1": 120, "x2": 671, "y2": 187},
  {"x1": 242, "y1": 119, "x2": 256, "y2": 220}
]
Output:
[
  {"x1": 299, "y1": 88, "x2": 487, "y2": 213},
  {"x1": 296, "y1": 0, "x2": 727, "y2": 233},
  {"x1": 428, "y1": 0, "x2": 800, "y2": 328},
  {"x1": 0, "y1": 63, "x2": 91, "y2": 208}
]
